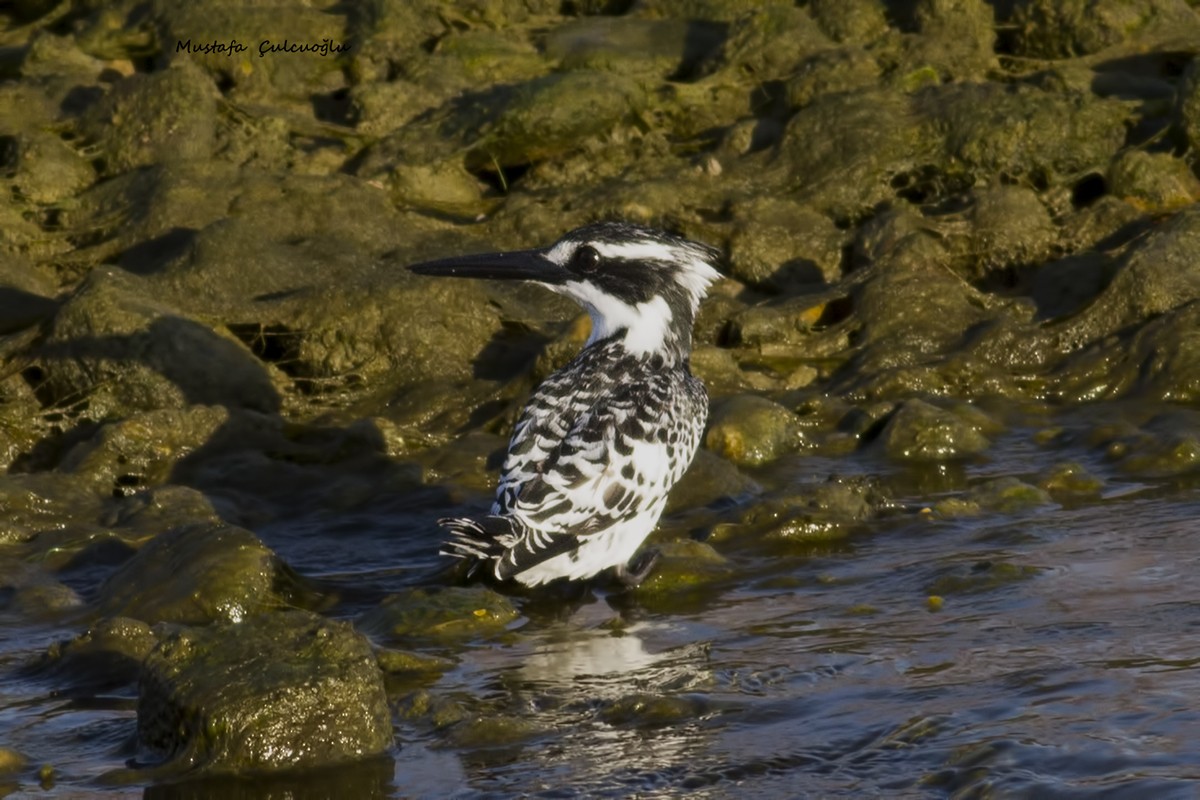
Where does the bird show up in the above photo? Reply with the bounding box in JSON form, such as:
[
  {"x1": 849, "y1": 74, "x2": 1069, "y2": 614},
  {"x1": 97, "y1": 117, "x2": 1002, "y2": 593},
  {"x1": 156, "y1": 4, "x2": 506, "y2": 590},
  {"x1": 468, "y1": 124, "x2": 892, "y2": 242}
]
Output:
[{"x1": 408, "y1": 221, "x2": 722, "y2": 587}]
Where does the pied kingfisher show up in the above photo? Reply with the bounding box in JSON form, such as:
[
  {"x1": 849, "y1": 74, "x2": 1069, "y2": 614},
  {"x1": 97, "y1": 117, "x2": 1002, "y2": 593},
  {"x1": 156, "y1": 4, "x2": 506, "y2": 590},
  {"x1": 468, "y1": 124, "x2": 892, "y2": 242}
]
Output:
[{"x1": 409, "y1": 222, "x2": 722, "y2": 587}]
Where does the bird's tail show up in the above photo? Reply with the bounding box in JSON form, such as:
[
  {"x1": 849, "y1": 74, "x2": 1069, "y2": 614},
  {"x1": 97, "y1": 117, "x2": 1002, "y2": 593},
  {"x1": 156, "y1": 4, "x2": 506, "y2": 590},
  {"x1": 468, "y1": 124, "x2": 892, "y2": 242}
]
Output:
[{"x1": 437, "y1": 516, "x2": 517, "y2": 565}]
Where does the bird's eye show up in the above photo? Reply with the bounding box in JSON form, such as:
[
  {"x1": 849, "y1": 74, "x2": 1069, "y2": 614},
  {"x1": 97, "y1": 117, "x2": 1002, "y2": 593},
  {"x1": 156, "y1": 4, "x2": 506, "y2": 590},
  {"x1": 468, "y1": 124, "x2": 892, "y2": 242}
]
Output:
[{"x1": 573, "y1": 246, "x2": 601, "y2": 274}]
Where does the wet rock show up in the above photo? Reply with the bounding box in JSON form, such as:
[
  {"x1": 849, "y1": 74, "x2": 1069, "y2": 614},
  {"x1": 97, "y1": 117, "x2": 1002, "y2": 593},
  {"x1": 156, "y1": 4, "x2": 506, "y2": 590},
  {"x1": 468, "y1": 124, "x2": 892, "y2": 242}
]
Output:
[
  {"x1": 0, "y1": 473, "x2": 107, "y2": 546},
  {"x1": 137, "y1": 610, "x2": 391, "y2": 772},
  {"x1": 96, "y1": 522, "x2": 311, "y2": 625},
  {"x1": 903, "y1": 0, "x2": 996, "y2": 81},
  {"x1": 931, "y1": 477, "x2": 1052, "y2": 516},
  {"x1": 0, "y1": 558, "x2": 82, "y2": 617},
  {"x1": 7, "y1": 129, "x2": 95, "y2": 205},
  {"x1": 1052, "y1": 205, "x2": 1200, "y2": 353},
  {"x1": 464, "y1": 70, "x2": 649, "y2": 172},
  {"x1": 1089, "y1": 411, "x2": 1200, "y2": 477},
  {"x1": 445, "y1": 714, "x2": 544, "y2": 749},
  {"x1": 959, "y1": 185, "x2": 1057, "y2": 281},
  {"x1": 79, "y1": 62, "x2": 219, "y2": 175},
  {"x1": 727, "y1": 198, "x2": 844, "y2": 289},
  {"x1": 37, "y1": 616, "x2": 158, "y2": 693},
  {"x1": 722, "y1": 476, "x2": 883, "y2": 547},
  {"x1": 598, "y1": 692, "x2": 708, "y2": 727},
  {"x1": 717, "y1": 4, "x2": 833, "y2": 81},
  {"x1": 631, "y1": 539, "x2": 732, "y2": 601},
  {"x1": 53, "y1": 406, "x2": 230, "y2": 496},
  {"x1": 784, "y1": 45, "x2": 882, "y2": 109},
  {"x1": 1037, "y1": 461, "x2": 1104, "y2": 501},
  {"x1": 0, "y1": 747, "x2": 26, "y2": 777},
  {"x1": 926, "y1": 560, "x2": 1040, "y2": 596},
  {"x1": 154, "y1": 1, "x2": 347, "y2": 105},
  {"x1": 880, "y1": 398, "x2": 991, "y2": 461},
  {"x1": 36, "y1": 268, "x2": 283, "y2": 417},
  {"x1": 546, "y1": 17, "x2": 721, "y2": 79},
  {"x1": 1106, "y1": 150, "x2": 1200, "y2": 214},
  {"x1": 375, "y1": 647, "x2": 456, "y2": 677},
  {"x1": 920, "y1": 82, "x2": 1129, "y2": 189},
  {"x1": 395, "y1": 688, "x2": 469, "y2": 729},
  {"x1": 1009, "y1": 0, "x2": 1200, "y2": 59},
  {"x1": 778, "y1": 89, "x2": 927, "y2": 217},
  {"x1": 0, "y1": 377, "x2": 45, "y2": 469},
  {"x1": 1055, "y1": 302, "x2": 1200, "y2": 404},
  {"x1": 358, "y1": 586, "x2": 520, "y2": 643},
  {"x1": 808, "y1": 0, "x2": 889, "y2": 44},
  {"x1": 705, "y1": 394, "x2": 803, "y2": 466}
]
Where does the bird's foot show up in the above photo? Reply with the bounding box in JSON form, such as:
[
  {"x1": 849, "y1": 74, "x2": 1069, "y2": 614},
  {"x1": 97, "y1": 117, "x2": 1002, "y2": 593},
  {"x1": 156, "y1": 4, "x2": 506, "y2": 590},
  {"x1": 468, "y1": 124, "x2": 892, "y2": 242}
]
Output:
[{"x1": 613, "y1": 548, "x2": 661, "y2": 588}]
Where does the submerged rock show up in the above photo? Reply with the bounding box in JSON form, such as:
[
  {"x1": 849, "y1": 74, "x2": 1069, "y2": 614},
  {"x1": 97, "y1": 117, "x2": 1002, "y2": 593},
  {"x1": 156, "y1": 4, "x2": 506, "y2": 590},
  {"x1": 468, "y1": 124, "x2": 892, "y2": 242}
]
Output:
[
  {"x1": 358, "y1": 586, "x2": 520, "y2": 643},
  {"x1": 137, "y1": 610, "x2": 391, "y2": 773}
]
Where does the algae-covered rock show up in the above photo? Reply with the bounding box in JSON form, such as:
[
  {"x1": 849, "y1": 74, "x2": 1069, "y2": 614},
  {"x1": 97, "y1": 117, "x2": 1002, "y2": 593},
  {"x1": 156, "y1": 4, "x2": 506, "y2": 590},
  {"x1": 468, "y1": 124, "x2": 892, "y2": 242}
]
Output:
[
  {"x1": 808, "y1": 0, "x2": 889, "y2": 44},
  {"x1": 7, "y1": 129, "x2": 95, "y2": 205},
  {"x1": 465, "y1": 70, "x2": 649, "y2": 171},
  {"x1": 154, "y1": 1, "x2": 347, "y2": 105},
  {"x1": 931, "y1": 477, "x2": 1052, "y2": 516},
  {"x1": 705, "y1": 394, "x2": 803, "y2": 466},
  {"x1": 36, "y1": 268, "x2": 283, "y2": 417},
  {"x1": 1037, "y1": 461, "x2": 1104, "y2": 501},
  {"x1": 711, "y1": 476, "x2": 883, "y2": 550},
  {"x1": 960, "y1": 185, "x2": 1057, "y2": 280},
  {"x1": 727, "y1": 198, "x2": 844, "y2": 289},
  {"x1": 1009, "y1": 0, "x2": 1200, "y2": 59},
  {"x1": 0, "y1": 473, "x2": 107, "y2": 546},
  {"x1": 778, "y1": 89, "x2": 927, "y2": 217},
  {"x1": 880, "y1": 398, "x2": 991, "y2": 461},
  {"x1": 1051, "y1": 205, "x2": 1200, "y2": 355},
  {"x1": 926, "y1": 560, "x2": 1040, "y2": 596},
  {"x1": 921, "y1": 82, "x2": 1128, "y2": 188},
  {"x1": 903, "y1": 0, "x2": 996, "y2": 81},
  {"x1": 54, "y1": 406, "x2": 230, "y2": 496},
  {"x1": 1106, "y1": 150, "x2": 1200, "y2": 214},
  {"x1": 666, "y1": 449, "x2": 760, "y2": 513},
  {"x1": 96, "y1": 522, "x2": 309, "y2": 625},
  {"x1": 358, "y1": 586, "x2": 520, "y2": 643},
  {"x1": 0, "y1": 558, "x2": 82, "y2": 617},
  {"x1": 630, "y1": 539, "x2": 732, "y2": 603},
  {"x1": 37, "y1": 616, "x2": 158, "y2": 692},
  {"x1": 137, "y1": 610, "x2": 391, "y2": 772},
  {"x1": 545, "y1": 17, "x2": 720, "y2": 79},
  {"x1": 79, "y1": 61, "x2": 219, "y2": 175},
  {"x1": 598, "y1": 692, "x2": 709, "y2": 727}
]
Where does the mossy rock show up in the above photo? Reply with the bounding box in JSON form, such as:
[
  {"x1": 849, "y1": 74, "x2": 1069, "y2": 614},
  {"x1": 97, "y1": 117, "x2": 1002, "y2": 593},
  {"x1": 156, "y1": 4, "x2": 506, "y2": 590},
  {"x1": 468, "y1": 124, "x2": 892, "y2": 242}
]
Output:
[
  {"x1": 137, "y1": 610, "x2": 391, "y2": 773},
  {"x1": 96, "y1": 522, "x2": 312, "y2": 625},
  {"x1": 358, "y1": 586, "x2": 520, "y2": 643},
  {"x1": 880, "y1": 399, "x2": 991, "y2": 461},
  {"x1": 705, "y1": 394, "x2": 802, "y2": 466}
]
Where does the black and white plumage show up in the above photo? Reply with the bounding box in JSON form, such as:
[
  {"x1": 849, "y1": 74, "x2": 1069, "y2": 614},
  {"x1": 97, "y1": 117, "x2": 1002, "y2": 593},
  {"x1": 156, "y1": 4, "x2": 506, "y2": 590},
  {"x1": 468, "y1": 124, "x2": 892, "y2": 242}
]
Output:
[{"x1": 408, "y1": 222, "x2": 722, "y2": 587}]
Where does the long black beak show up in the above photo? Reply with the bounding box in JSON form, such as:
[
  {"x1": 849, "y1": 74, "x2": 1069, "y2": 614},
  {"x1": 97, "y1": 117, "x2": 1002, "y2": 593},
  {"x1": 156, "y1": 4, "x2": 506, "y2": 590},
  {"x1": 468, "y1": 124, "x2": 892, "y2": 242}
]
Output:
[{"x1": 408, "y1": 247, "x2": 568, "y2": 284}]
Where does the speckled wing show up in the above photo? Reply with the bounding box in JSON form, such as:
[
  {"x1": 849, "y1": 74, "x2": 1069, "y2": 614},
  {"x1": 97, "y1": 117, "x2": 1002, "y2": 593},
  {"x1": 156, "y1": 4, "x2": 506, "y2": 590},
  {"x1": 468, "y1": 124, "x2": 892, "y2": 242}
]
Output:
[{"x1": 490, "y1": 366, "x2": 702, "y2": 577}]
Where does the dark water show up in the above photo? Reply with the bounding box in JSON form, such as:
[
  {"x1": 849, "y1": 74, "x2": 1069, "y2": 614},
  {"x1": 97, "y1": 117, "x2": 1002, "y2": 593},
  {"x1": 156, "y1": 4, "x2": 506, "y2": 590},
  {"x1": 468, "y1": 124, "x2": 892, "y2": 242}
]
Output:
[{"x1": 3, "y1": 413, "x2": 1200, "y2": 798}]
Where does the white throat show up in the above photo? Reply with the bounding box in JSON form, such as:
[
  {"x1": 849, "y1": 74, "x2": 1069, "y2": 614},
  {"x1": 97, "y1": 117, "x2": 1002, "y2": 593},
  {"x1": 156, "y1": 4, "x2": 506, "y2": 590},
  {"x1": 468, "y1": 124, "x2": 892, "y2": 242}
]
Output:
[{"x1": 561, "y1": 281, "x2": 675, "y2": 356}]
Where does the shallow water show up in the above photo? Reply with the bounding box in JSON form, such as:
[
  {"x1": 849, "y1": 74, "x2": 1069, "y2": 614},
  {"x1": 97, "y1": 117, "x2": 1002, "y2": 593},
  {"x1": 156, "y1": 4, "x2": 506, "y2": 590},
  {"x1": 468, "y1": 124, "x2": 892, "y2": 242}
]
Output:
[{"x1": 3, "y1": 409, "x2": 1200, "y2": 798}]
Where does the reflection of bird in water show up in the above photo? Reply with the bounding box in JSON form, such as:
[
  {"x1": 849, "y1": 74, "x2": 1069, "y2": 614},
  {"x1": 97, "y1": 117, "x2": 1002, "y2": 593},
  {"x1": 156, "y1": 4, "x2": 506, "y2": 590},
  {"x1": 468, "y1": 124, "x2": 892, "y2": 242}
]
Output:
[{"x1": 410, "y1": 222, "x2": 721, "y2": 587}]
